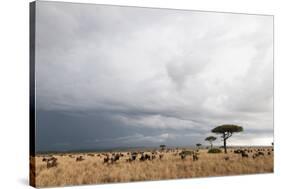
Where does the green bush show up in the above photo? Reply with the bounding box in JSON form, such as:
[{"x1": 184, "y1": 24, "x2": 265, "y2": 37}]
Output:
[
  {"x1": 179, "y1": 150, "x2": 193, "y2": 156},
  {"x1": 208, "y1": 148, "x2": 222, "y2": 153}
]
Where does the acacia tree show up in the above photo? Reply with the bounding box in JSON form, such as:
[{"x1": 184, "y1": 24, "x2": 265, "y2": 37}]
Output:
[
  {"x1": 205, "y1": 136, "x2": 217, "y2": 149},
  {"x1": 196, "y1": 143, "x2": 202, "y2": 149},
  {"x1": 160, "y1": 144, "x2": 166, "y2": 151},
  {"x1": 211, "y1": 124, "x2": 243, "y2": 153}
]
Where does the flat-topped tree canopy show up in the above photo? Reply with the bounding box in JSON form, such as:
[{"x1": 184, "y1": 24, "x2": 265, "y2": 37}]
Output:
[
  {"x1": 205, "y1": 136, "x2": 217, "y2": 141},
  {"x1": 212, "y1": 124, "x2": 243, "y2": 134},
  {"x1": 205, "y1": 136, "x2": 217, "y2": 149},
  {"x1": 160, "y1": 144, "x2": 166, "y2": 150},
  {"x1": 211, "y1": 124, "x2": 243, "y2": 153}
]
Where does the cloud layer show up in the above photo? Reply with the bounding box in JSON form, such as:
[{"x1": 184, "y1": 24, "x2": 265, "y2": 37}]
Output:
[{"x1": 35, "y1": 2, "x2": 273, "y2": 151}]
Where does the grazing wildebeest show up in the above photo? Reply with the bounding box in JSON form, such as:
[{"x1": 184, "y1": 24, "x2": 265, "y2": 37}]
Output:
[
  {"x1": 128, "y1": 153, "x2": 137, "y2": 162},
  {"x1": 192, "y1": 153, "x2": 199, "y2": 161},
  {"x1": 46, "y1": 157, "x2": 58, "y2": 168},
  {"x1": 76, "y1": 156, "x2": 84, "y2": 161},
  {"x1": 140, "y1": 154, "x2": 151, "y2": 161},
  {"x1": 111, "y1": 154, "x2": 120, "y2": 163},
  {"x1": 127, "y1": 155, "x2": 136, "y2": 162},
  {"x1": 42, "y1": 157, "x2": 47, "y2": 162},
  {"x1": 241, "y1": 152, "x2": 248, "y2": 158},
  {"x1": 257, "y1": 152, "x2": 265, "y2": 156},
  {"x1": 179, "y1": 150, "x2": 193, "y2": 160},
  {"x1": 104, "y1": 155, "x2": 110, "y2": 163},
  {"x1": 234, "y1": 149, "x2": 243, "y2": 154},
  {"x1": 145, "y1": 154, "x2": 151, "y2": 160},
  {"x1": 131, "y1": 154, "x2": 137, "y2": 160},
  {"x1": 253, "y1": 151, "x2": 264, "y2": 158},
  {"x1": 180, "y1": 153, "x2": 186, "y2": 160},
  {"x1": 140, "y1": 154, "x2": 146, "y2": 161},
  {"x1": 224, "y1": 157, "x2": 230, "y2": 161}
]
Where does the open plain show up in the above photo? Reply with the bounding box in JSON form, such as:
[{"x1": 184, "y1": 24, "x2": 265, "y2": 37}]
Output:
[{"x1": 30, "y1": 147, "x2": 274, "y2": 187}]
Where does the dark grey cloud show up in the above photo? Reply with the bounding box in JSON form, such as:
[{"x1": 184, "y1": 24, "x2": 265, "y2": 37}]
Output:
[{"x1": 35, "y1": 1, "x2": 273, "y2": 152}]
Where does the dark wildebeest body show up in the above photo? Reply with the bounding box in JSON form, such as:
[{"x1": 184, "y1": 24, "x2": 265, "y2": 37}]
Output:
[
  {"x1": 46, "y1": 157, "x2": 58, "y2": 168},
  {"x1": 241, "y1": 152, "x2": 248, "y2": 158},
  {"x1": 111, "y1": 154, "x2": 120, "y2": 163},
  {"x1": 104, "y1": 156, "x2": 110, "y2": 163},
  {"x1": 224, "y1": 157, "x2": 230, "y2": 161},
  {"x1": 76, "y1": 156, "x2": 84, "y2": 161},
  {"x1": 140, "y1": 154, "x2": 151, "y2": 161},
  {"x1": 193, "y1": 153, "x2": 199, "y2": 161}
]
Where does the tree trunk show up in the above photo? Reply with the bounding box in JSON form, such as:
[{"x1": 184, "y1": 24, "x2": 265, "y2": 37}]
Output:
[
  {"x1": 224, "y1": 139, "x2": 227, "y2": 153},
  {"x1": 211, "y1": 142, "x2": 213, "y2": 149}
]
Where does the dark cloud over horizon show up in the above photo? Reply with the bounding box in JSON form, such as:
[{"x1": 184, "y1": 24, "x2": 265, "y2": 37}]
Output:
[{"x1": 35, "y1": 1, "x2": 273, "y2": 152}]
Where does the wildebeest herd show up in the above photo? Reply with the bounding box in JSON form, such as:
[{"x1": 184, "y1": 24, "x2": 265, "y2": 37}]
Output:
[
  {"x1": 37, "y1": 147, "x2": 273, "y2": 169},
  {"x1": 232, "y1": 148, "x2": 273, "y2": 159},
  {"x1": 31, "y1": 146, "x2": 273, "y2": 187}
]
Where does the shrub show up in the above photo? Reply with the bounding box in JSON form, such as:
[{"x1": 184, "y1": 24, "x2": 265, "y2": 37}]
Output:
[
  {"x1": 179, "y1": 150, "x2": 193, "y2": 156},
  {"x1": 208, "y1": 148, "x2": 222, "y2": 153}
]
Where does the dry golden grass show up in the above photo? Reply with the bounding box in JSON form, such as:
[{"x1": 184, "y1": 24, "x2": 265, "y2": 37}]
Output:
[{"x1": 31, "y1": 147, "x2": 273, "y2": 187}]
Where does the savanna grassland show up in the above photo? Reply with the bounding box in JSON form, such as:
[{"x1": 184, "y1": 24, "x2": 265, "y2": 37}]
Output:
[{"x1": 30, "y1": 147, "x2": 273, "y2": 187}]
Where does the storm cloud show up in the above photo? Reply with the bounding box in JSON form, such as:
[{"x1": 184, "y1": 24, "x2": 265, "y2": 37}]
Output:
[{"x1": 35, "y1": 1, "x2": 273, "y2": 152}]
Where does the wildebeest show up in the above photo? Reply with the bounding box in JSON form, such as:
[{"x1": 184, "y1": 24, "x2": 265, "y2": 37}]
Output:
[
  {"x1": 76, "y1": 156, "x2": 84, "y2": 161},
  {"x1": 42, "y1": 157, "x2": 48, "y2": 162},
  {"x1": 253, "y1": 151, "x2": 265, "y2": 159},
  {"x1": 104, "y1": 155, "x2": 110, "y2": 163},
  {"x1": 46, "y1": 157, "x2": 58, "y2": 168},
  {"x1": 180, "y1": 153, "x2": 187, "y2": 160},
  {"x1": 257, "y1": 152, "x2": 265, "y2": 156},
  {"x1": 159, "y1": 154, "x2": 164, "y2": 160},
  {"x1": 234, "y1": 149, "x2": 243, "y2": 154},
  {"x1": 224, "y1": 157, "x2": 230, "y2": 161},
  {"x1": 140, "y1": 154, "x2": 151, "y2": 161},
  {"x1": 179, "y1": 150, "x2": 193, "y2": 160},
  {"x1": 233, "y1": 149, "x2": 248, "y2": 158},
  {"x1": 111, "y1": 154, "x2": 120, "y2": 163},
  {"x1": 192, "y1": 153, "x2": 199, "y2": 161},
  {"x1": 126, "y1": 153, "x2": 137, "y2": 162},
  {"x1": 241, "y1": 152, "x2": 248, "y2": 158}
]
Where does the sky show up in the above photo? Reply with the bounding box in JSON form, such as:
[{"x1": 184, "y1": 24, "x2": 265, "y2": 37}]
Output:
[{"x1": 35, "y1": 1, "x2": 273, "y2": 152}]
